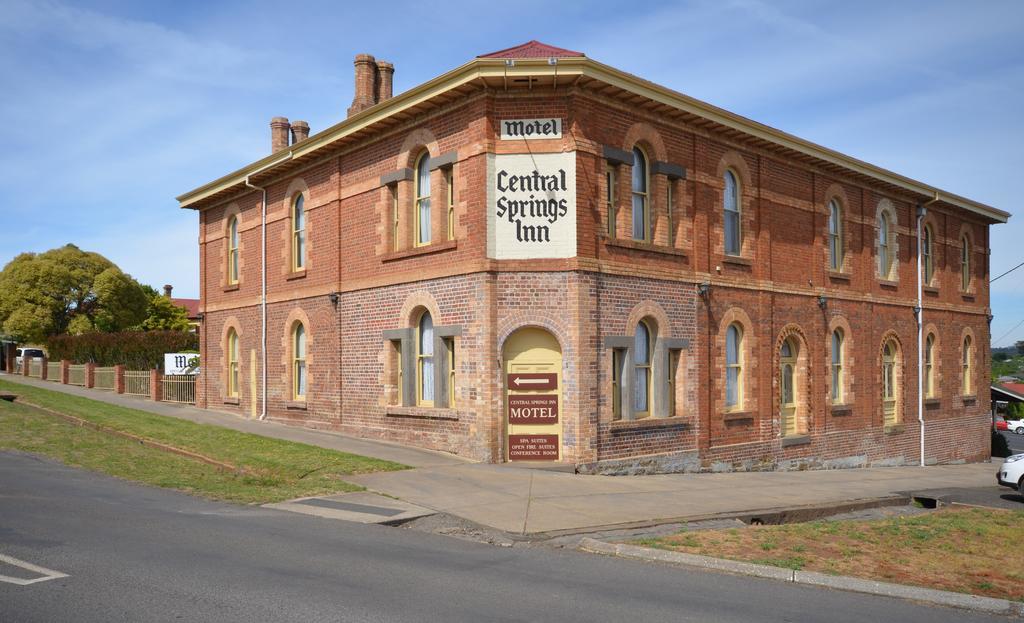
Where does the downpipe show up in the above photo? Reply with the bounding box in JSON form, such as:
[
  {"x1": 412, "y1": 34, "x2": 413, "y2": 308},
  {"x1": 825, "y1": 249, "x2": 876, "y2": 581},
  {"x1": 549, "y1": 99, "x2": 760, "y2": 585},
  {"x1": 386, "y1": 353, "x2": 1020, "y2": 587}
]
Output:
[
  {"x1": 916, "y1": 192, "x2": 940, "y2": 467},
  {"x1": 245, "y1": 152, "x2": 293, "y2": 421}
]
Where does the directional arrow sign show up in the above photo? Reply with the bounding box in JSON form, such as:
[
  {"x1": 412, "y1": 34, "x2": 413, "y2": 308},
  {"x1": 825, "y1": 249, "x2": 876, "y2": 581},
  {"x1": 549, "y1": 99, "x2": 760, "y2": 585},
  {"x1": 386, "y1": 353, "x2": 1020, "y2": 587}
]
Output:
[{"x1": 507, "y1": 373, "x2": 557, "y2": 391}]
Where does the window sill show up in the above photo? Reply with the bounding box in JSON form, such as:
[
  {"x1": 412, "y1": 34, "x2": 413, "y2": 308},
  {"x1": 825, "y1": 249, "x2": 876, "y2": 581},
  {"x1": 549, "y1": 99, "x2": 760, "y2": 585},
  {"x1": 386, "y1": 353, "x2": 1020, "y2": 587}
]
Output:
[
  {"x1": 609, "y1": 416, "x2": 689, "y2": 432},
  {"x1": 722, "y1": 255, "x2": 753, "y2": 267},
  {"x1": 877, "y1": 279, "x2": 898, "y2": 289},
  {"x1": 381, "y1": 239, "x2": 457, "y2": 262},
  {"x1": 923, "y1": 398, "x2": 941, "y2": 409},
  {"x1": 961, "y1": 293, "x2": 976, "y2": 303},
  {"x1": 286, "y1": 269, "x2": 307, "y2": 281},
  {"x1": 723, "y1": 410, "x2": 754, "y2": 424},
  {"x1": 223, "y1": 397, "x2": 239, "y2": 405},
  {"x1": 884, "y1": 424, "x2": 905, "y2": 435},
  {"x1": 830, "y1": 404, "x2": 853, "y2": 416},
  {"x1": 603, "y1": 236, "x2": 686, "y2": 258},
  {"x1": 286, "y1": 401, "x2": 307, "y2": 411},
  {"x1": 962, "y1": 395, "x2": 977, "y2": 406},
  {"x1": 827, "y1": 271, "x2": 851, "y2": 282},
  {"x1": 781, "y1": 434, "x2": 811, "y2": 448},
  {"x1": 922, "y1": 285, "x2": 939, "y2": 295},
  {"x1": 386, "y1": 406, "x2": 459, "y2": 421},
  {"x1": 222, "y1": 283, "x2": 240, "y2": 292}
]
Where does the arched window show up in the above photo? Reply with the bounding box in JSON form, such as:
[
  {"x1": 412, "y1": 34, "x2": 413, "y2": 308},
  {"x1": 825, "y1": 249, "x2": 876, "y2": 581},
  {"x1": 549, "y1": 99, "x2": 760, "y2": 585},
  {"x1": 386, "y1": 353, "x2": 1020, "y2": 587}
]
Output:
[
  {"x1": 828, "y1": 200, "x2": 843, "y2": 270},
  {"x1": 780, "y1": 338, "x2": 797, "y2": 436},
  {"x1": 922, "y1": 225, "x2": 934, "y2": 285},
  {"x1": 227, "y1": 329, "x2": 239, "y2": 398},
  {"x1": 227, "y1": 216, "x2": 239, "y2": 284},
  {"x1": 415, "y1": 152, "x2": 431, "y2": 246},
  {"x1": 292, "y1": 322, "x2": 307, "y2": 400},
  {"x1": 633, "y1": 321, "x2": 652, "y2": 417},
  {"x1": 631, "y1": 147, "x2": 648, "y2": 241},
  {"x1": 724, "y1": 170, "x2": 741, "y2": 255},
  {"x1": 960, "y1": 235, "x2": 970, "y2": 291},
  {"x1": 725, "y1": 323, "x2": 743, "y2": 409},
  {"x1": 417, "y1": 311, "x2": 434, "y2": 405},
  {"x1": 292, "y1": 195, "x2": 306, "y2": 271},
  {"x1": 831, "y1": 329, "x2": 844, "y2": 403},
  {"x1": 924, "y1": 333, "x2": 935, "y2": 398},
  {"x1": 877, "y1": 212, "x2": 891, "y2": 278},
  {"x1": 962, "y1": 335, "x2": 973, "y2": 396},
  {"x1": 882, "y1": 340, "x2": 899, "y2": 425}
]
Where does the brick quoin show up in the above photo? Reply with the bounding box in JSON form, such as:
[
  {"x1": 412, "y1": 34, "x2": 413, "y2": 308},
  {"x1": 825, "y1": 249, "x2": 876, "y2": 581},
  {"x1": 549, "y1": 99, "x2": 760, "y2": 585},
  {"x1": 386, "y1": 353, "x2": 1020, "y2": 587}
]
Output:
[{"x1": 179, "y1": 42, "x2": 1008, "y2": 474}]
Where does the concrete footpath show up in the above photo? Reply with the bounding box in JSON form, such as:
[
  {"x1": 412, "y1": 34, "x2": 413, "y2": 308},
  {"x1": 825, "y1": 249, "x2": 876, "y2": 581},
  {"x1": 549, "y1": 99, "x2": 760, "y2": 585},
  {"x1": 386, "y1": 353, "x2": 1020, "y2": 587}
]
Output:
[{"x1": 0, "y1": 373, "x2": 998, "y2": 536}]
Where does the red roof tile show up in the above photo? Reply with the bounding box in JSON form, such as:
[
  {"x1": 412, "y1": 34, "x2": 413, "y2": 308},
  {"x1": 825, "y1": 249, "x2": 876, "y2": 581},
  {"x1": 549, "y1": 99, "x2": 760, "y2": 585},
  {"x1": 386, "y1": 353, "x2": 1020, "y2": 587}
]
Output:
[
  {"x1": 171, "y1": 298, "x2": 201, "y2": 320},
  {"x1": 479, "y1": 40, "x2": 584, "y2": 60},
  {"x1": 1004, "y1": 382, "x2": 1024, "y2": 395}
]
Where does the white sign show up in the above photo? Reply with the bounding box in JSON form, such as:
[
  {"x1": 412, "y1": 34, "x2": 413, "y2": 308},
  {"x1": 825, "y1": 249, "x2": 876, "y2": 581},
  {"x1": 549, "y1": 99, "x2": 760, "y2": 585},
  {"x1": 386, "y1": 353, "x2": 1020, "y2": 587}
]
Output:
[
  {"x1": 500, "y1": 118, "x2": 562, "y2": 140},
  {"x1": 164, "y1": 353, "x2": 200, "y2": 375},
  {"x1": 487, "y1": 152, "x2": 577, "y2": 259}
]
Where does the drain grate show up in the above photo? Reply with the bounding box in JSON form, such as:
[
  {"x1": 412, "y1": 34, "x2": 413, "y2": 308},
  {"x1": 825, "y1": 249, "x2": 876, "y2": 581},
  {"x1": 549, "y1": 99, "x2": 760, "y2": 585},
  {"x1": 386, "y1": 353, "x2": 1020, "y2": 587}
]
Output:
[{"x1": 294, "y1": 498, "x2": 405, "y2": 517}]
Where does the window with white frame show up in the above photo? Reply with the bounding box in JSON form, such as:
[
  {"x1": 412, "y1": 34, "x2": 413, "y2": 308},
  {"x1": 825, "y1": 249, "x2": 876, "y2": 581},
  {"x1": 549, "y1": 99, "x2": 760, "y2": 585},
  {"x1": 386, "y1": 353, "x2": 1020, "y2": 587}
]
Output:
[
  {"x1": 724, "y1": 170, "x2": 741, "y2": 255},
  {"x1": 828, "y1": 199, "x2": 843, "y2": 270}
]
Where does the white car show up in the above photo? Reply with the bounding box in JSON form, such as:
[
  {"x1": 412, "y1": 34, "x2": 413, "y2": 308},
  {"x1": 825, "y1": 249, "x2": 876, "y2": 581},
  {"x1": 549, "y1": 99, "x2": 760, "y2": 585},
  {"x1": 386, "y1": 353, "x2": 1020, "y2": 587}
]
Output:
[
  {"x1": 1007, "y1": 419, "x2": 1024, "y2": 435},
  {"x1": 15, "y1": 348, "x2": 45, "y2": 367},
  {"x1": 998, "y1": 454, "x2": 1024, "y2": 494}
]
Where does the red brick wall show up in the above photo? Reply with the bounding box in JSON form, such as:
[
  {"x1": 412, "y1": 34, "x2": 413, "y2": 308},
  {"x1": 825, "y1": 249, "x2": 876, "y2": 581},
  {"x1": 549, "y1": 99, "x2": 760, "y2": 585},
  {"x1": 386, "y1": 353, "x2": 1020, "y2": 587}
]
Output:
[{"x1": 193, "y1": 87, "x2": 993, "y2": 472}]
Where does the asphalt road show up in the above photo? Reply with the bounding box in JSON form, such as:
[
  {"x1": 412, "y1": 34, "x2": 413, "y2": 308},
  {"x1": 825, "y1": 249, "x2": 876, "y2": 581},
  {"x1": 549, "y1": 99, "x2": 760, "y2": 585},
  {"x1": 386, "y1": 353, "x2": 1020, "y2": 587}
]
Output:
[
  {"x1": 998, "y1": 429, "x2": 1024, "y2": 455},
  {"x1": 0, "y1": 452, "x2": 1009, "y2": 623}
]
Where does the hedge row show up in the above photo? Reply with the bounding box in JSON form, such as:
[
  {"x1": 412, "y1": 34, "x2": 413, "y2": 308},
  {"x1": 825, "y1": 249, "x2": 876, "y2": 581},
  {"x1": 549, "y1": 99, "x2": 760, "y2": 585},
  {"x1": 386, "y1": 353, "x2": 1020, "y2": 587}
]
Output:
[{"x1": 46, "y1": 331, "x2": 198, "y2": 370}]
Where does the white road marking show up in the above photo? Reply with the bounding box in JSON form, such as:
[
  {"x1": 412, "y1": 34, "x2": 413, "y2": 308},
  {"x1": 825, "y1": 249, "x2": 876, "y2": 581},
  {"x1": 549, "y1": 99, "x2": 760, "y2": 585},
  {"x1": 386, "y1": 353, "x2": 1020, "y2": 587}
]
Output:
[{"x1": 0, "y1": 553, "x2": 69, "y2": 585}]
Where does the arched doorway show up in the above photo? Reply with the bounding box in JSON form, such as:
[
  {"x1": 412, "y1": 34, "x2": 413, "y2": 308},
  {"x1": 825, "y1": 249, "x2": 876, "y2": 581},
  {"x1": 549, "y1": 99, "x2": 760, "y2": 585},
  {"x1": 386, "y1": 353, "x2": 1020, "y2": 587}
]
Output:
[{"x1": 502, "y1": 327, "x2": 563, "y2": 462}]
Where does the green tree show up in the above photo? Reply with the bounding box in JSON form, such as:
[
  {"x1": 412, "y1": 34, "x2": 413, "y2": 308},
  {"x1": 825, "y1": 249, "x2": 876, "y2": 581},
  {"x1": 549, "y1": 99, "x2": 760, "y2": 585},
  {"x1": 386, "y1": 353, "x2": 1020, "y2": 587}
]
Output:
[
  {"x1": 0, "y1": 244, "x2": 149, "y2": 342},
  {"x1": 138, "y1": 293, "x2": 192, "y2": 331}
]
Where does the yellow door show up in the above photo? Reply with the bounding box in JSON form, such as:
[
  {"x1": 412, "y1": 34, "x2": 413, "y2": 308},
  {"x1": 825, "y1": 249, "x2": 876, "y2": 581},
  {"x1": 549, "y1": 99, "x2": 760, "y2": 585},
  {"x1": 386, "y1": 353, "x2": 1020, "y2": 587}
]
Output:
[
  {"x1": 780, "y1": 339, "x2": 797, "y2": 437},
  {"x1": 503, "y1": 328, "x2": 562, "y2": 462}
]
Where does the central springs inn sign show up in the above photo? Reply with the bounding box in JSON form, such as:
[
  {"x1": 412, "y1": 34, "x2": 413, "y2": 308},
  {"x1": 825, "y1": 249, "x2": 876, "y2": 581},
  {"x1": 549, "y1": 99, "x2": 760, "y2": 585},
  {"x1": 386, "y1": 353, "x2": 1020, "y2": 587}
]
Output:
[{"x1": 487, "y1": 119, "x2": 576, "y2": 259}]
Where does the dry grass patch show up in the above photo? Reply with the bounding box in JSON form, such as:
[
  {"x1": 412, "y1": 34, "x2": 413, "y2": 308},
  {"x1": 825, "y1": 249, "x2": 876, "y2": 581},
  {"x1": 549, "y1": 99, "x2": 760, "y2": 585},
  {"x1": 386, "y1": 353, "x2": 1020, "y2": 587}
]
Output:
[{"x1": 639, "y1": 507, "x2": 1024, "y2": 601}]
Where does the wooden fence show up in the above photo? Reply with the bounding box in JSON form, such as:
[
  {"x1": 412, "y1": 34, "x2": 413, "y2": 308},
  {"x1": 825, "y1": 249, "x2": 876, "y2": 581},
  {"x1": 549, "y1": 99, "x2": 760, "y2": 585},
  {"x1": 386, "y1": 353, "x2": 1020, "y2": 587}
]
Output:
[
  {"x1": 67, "y1": 364, "x2": 86, "y2": 386},
  {"x1": 93, "y1": 367, "x2": 116, "y2": 391}
]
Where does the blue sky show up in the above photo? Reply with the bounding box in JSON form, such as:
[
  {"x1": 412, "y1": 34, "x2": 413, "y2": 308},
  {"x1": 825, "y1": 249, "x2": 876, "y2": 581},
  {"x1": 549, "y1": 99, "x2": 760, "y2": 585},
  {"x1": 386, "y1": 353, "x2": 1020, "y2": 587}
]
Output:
[{"x1": 1, "y1": 0, "x2": 1021, "y2": 345}]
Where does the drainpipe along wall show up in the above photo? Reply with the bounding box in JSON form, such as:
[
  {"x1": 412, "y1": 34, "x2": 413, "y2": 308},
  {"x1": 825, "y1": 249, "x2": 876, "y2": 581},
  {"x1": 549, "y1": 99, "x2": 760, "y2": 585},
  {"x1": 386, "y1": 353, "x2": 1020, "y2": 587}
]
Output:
[
  {"x1": 916, "y1": 192, "x2": 940, "y2": 467},
  {"x1": 245, "y1": 152, "x2": 293, "y2": 420}
]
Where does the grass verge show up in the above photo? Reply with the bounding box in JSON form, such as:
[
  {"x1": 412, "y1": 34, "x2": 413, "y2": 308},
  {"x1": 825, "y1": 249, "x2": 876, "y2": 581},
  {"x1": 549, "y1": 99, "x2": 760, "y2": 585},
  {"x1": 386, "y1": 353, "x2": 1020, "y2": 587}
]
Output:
[
  {"x1": 0, "y1": 378, "x2": 406, "y2": 504},
  {"x1": 638, "y1": 507, "x2": 1024, "y2": 601}
]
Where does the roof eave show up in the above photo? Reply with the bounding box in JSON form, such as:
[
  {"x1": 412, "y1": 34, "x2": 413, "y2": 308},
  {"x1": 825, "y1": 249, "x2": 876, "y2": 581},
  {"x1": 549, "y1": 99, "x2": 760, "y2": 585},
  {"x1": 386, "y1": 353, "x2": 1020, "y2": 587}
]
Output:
[{"x1": 177, "y1": 56, "x2": 1009, "y2": 224}]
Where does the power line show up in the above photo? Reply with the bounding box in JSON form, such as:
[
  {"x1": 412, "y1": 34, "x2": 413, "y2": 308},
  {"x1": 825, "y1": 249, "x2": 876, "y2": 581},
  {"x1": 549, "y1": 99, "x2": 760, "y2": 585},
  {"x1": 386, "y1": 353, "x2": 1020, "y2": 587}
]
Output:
[
  {"x1": 991, "y1": 260, "x2": 1024, "y2": 283},
  {"x1": 994, "y1": 318, "x2": 1024, "y2": 346}
]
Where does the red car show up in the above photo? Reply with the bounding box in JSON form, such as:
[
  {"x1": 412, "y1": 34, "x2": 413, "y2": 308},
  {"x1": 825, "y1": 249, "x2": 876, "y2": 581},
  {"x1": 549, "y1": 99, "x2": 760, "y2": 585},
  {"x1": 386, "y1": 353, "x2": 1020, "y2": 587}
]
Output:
[{"x1": 995, "y1": 418, "x2": 1009, "y2": 431}]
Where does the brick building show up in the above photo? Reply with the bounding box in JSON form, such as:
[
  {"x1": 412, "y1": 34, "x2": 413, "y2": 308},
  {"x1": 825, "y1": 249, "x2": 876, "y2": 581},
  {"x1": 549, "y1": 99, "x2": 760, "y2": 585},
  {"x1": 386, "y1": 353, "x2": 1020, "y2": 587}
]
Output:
[{"x1": 178, "y1": 41, "x2": 1009, "y2": 474}]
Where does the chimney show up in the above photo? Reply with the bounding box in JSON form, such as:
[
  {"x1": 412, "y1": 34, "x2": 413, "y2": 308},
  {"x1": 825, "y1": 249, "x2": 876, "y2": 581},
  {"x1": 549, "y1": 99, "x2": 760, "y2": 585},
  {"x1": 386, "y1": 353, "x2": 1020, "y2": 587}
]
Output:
[
  {"x1": 291, "y1": 120, "x2": 310, "y2": 144},
  {"x1": 347, "y1": 53, "x2": 378, "y2": 117},
  {"x1": 376, "y1": 60, "x2": 394, "y2": 102},
  {"x1": 163, "y1": 284, "x2": 173, "y2": 298},
  {"x1": 270, "y1": 116, "x2": 291, "y2": 152}
]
